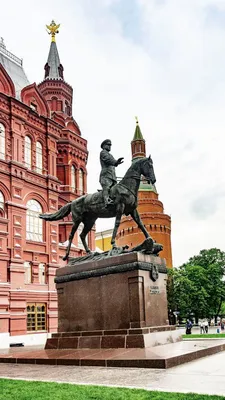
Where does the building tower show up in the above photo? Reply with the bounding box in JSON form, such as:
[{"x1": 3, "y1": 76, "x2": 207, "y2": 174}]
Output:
[
  {"x1": 0, "y1": 22, "x2": 94, "y2": 347},
  {"x1": 116, "y1": 118, "x2": 173, "y2": 268},
  {"x1": 38, "y1": 21, "x2": 90, "y2": 247}
]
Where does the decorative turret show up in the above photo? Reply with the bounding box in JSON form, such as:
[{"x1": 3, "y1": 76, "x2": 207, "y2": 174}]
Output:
[
  {"x1": 131, "y1": 118, "x2": 157, "y2": 194},
  {"x1": 38, "y1": 21, "x2": 73, "y2": 118},
  {"x1": 116, "y1": 118, "x2": 173, "y2": 268},
  {"x1": 131, "y1": 117, "x2": 146, "y2": 160}
]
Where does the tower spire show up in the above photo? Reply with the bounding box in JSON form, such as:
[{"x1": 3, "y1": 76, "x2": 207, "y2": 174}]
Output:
[
  {"x1": 38, "y1": 21, "x2": 73, "y2": 117},
  {"x1": 131, "y1": 116, "x2": 146, "y2": 160},
  {"x1": 44, "y1": 20, "x2": 64, "y2": 80},
  {"x1": 133, "y1": 116, "x2": 144, "y2": 140}
]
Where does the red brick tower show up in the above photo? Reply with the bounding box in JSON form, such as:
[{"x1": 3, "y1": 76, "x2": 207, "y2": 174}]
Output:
[
  {"x1": 117, "y1": 119, "x2": 173, "y2": 268},
  {"x1": 38, "y1": 21, "x2": 89, "y2": 248}
]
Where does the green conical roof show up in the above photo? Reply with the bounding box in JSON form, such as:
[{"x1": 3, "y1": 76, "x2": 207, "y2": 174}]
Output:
[
  {"x1": 133, "y1": 121, "x2": 144, "y2": 140},
  {"x1": 131, "y1": 118, "x2": 157, "y2": 194}
]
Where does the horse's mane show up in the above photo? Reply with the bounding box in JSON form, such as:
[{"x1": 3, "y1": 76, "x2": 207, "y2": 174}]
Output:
[{"x1": 121, "y1": 157, "x2": 148, "y2": 180}]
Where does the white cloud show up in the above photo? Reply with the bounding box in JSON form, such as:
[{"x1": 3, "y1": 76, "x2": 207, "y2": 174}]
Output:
[{"x1": 1, "y1": 0, "x2": 225, "y2": 266}]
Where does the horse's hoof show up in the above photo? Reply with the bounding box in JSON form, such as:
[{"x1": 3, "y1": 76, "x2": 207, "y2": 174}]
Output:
[{"x1": 62, "y1": 255, "x2": 68, "y2": 261}]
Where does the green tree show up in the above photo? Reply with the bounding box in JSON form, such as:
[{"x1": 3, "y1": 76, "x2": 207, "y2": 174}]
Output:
[{"x1": 167, "y1": 248, "x2": 225, "y2": 323}]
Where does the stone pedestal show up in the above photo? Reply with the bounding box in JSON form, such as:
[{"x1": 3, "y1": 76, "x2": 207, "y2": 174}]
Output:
[{"x1": 46, "y1": 252, "x2": 180, "y2": 349}]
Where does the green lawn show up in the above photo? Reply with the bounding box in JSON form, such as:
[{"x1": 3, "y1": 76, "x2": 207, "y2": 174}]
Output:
[
  {"x1": 0, "y1": 379, "x2": 224, "y2": 400},
  {"x1": 182, "y1": 334, "x2": 225, "y2": 339}
]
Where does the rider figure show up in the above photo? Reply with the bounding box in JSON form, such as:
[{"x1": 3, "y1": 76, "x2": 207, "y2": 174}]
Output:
[{"x1": 99, "y1": 139, "x2": 124, "y2": 207}]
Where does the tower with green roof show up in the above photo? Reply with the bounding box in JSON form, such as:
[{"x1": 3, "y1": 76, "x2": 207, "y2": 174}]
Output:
[{"x1": 117, "y1": 118, "x2": 173, "y2": 268}]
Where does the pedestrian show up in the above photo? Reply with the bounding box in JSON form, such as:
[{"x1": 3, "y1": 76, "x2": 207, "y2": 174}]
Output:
[
  {"x1": 186, "y1": 319, "x2": 192, "y2": 335},
  {"x1": 204, "y1": 319, "x2": 208, "y2": 334},
  {"x1": 221, "y1": 321, "x2": 225, "y2": 331},
  {"x1": 199, "y1": 320, "x2": 205, "y2": 334}
]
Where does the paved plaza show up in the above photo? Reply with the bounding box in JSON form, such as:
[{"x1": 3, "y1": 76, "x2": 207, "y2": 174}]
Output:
[{"x1": 0, "y1": 349, "x2": 225, "y2": 396}]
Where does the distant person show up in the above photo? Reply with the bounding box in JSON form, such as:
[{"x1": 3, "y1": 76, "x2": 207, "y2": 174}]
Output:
[
  {"x1": 186, "y1": 319, "x2": 192, "y2": 335},
  {"x1": 199, "y1": 320, "x2": 205, "y2": 334},
  {"x1": 204, "y1": 319, "x2": 208, "y2": 334},
  {"x1": 221, "y1": 321, "x2": 225, "y2": 331}
]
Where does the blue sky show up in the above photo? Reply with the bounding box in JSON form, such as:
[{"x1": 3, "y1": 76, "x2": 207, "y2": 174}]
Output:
[{"x1": 1, "y1": 0, "x2": 225, "y2": 266}]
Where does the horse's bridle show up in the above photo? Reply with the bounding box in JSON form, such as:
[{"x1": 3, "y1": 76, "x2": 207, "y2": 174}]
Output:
[{"x1": 117, "y1": 162, "x2": 153, "y2": 200}]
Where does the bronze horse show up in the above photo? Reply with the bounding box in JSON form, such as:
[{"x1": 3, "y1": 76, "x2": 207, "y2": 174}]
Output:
[{"x1": 40, "y1": 156, "x2": 156, "y2": 260}]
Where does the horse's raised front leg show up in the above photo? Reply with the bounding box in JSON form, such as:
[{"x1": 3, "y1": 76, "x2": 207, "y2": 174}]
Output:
[
  {"x1": 63, "y1": 221, "x2": 80, "y2": 261},
  {"x1": 111, "y1": 203, "x2": 125, "y2": 248},
  {"x1": 130, "y1": 208, "x2": 150, "y2": 239}
]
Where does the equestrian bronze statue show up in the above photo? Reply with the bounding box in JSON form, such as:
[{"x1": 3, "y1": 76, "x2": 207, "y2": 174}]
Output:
[{"x1": 40, "y1": 156, "x2": 156, "y2": 260}]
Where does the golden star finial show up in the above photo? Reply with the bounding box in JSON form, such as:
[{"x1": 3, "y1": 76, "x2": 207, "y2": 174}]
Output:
[{"x1": 46, "y1": 20, "x2": 60, "y2": 42}]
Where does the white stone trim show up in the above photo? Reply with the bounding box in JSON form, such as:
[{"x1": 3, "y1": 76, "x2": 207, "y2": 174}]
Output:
[{"x1": 0, "y1": 332, "x2": 53, "y2": 349}]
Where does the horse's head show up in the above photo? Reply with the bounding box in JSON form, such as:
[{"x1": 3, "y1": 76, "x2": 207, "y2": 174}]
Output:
[{"x1": 140, "y1": 156, "x2": 156, "y2": 185}]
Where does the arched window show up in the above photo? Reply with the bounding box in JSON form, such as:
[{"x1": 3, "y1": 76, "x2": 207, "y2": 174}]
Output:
[
  {"x1": 0, "y1": 191, "x2": 4, "y2": 214},
  {"x1": 39, "y1": 263, "x2": 46, "y2": 284},
  {"x1": 71, "y1": 165, "x2": 76, "y2": 191},
  {"x1": 24, "y1": 261, "x2": 32, "y2": 284},
  {"x1": 25, "y1": 136, "x2": 32, "y2": 169},
  {"x1": 26, "y1": 199, "x2": 43, "y2": 242},
  {"x1": 65, "y1": 101, "x2": 71, "y2": 116},
  {"x1": 0, "y1": 123, "x2": 5, "y2": 160},
  {"x1": 36, "y1": 141, "x2": 43, "y2": 173},
  {"x1": 79, "y1": 169, "x2": 84, "y2": 194}
]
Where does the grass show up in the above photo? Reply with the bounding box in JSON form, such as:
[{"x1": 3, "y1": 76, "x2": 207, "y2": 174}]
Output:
[
  {"x1": 182, "y1": 334, "x2": 225, "y2": 339},
  {"x1": 0, "y1": 379, "x2": 224, "y2": 400}
]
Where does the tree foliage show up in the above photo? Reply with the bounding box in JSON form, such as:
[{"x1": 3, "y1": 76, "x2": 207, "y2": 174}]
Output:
[{"x1": 167, "y1": 248, "x2": 225, "y2": 321}]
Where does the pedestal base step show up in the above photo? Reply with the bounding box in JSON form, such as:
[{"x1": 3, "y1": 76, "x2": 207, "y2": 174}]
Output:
[
  {"x1": 45, "y1": 326, "x2": 180, "y2": 350},
  {"x1": 1, "y1": 340, "x2": 225, "y2": 369}
]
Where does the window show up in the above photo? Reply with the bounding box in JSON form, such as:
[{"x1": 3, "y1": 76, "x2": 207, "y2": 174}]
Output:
[
  {"x1": 51, "y1": 97, "x2": 57, "y2": 111},
  {"x1": 79, "y1": 169, "x2": 84, "y2": 194},
  {"x1": 0, "y1": 191, "x2": 4, "y2": 212},
  {"x1": 24, "y1": 261, "x2": 32, "y2": 284},
  {"x1": 27, "y1": 303, "x2": 46, "y2": 331},
  {"x1": 0, "y1": 123, "x2": 5, "y2": 160},
  {"x1": 71, "y1": 165, "x2": 76, "y2": 191},
  {"x1": 30, "y1": 102, "x2": 37, "y2": 112},
  {"x1": 39, "y1": 263, "x2": 46, "y2": 284},
  {"x1": 36, "y1": 141, "x2": 43, "y2": 173},
  {"x1": 65, "y1": 101, "x2": 71, "y2": 115},
  {"x1": 26, "y1": 199, "x2": 43, "y2": 242},
  {"x1": 25, "y1": 136, "x2": 32, "y2": 169}
]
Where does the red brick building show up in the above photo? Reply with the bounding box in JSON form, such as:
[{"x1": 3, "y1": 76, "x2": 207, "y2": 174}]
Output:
[
  {"x1": 116, "y1": 119, "x2": 173, "y2": 268},
  {"x1": 0, "y1": 23, "x2": 94, "y2": 348}
]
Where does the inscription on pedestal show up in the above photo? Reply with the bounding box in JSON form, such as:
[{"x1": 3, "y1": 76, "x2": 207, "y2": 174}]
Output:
[{"x1": 150, "y1": 285, "x2": 160, "y2": 294}]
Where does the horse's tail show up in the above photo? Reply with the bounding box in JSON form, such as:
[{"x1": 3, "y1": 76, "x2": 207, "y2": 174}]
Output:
[{"x1": 39, "y1": 202, "x2": 72, "y2": 221}]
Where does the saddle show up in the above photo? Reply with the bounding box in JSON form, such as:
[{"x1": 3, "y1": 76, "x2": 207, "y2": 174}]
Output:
[{"x1": 97, "y1": 189, "x2": 114, "y2": 206}]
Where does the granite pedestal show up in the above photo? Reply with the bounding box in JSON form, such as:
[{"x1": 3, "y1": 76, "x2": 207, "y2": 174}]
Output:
[
  {"x1": 45, "y1": 252, "x2": 181, "y2": 350},
  {"x1": 1, "y1": 254, "x2": 223, "y2": 369}
]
